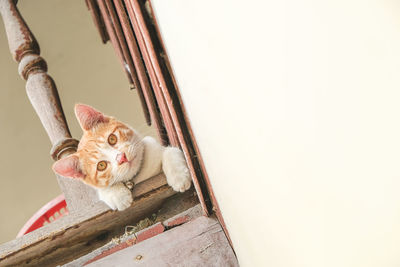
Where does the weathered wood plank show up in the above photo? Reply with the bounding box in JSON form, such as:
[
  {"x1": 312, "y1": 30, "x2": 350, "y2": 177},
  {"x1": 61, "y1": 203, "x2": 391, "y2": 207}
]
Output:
[
  {"x1": 0, "y1": 174, "x2": 175, "y2": 267},
  {"x1": 64, "y1": 193, "x2": 200, "y2": 266},
  {"x1": 96, "y1": 0, "x2": 135, "y2": 86},
  {"x1": 86, "y1": 215, "x2": 239, "y2": 267},
  {"x1": 85, "y1": 0, "x2": 109, "y2": 43},
  {"x1": 124, "y1": 0, "x2": 179, "y2": 147}
]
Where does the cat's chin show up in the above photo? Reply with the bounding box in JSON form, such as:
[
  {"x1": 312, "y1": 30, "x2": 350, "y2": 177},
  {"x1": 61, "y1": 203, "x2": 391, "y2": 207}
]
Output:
[
  {"x1": 113, "y1": 145, "x2": 144, "y2": 185},
  {"x1": 124, "y1": 161, "x2": 140, "y2": 181}
]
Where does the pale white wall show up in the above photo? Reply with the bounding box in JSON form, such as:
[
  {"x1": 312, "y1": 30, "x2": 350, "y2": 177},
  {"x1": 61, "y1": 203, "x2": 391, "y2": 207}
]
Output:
[{"x1": 152, "y1": 1, "x2": 400, "y2": 266}]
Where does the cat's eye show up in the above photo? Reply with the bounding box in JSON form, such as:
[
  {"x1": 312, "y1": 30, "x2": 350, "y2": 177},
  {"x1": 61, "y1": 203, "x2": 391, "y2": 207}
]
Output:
[
  {"x1": 97, "y1": 161, "x2": 107, "y2": 171},
  {"x1": 108, "y1": 134, "x2": 117, "y2": 145}
]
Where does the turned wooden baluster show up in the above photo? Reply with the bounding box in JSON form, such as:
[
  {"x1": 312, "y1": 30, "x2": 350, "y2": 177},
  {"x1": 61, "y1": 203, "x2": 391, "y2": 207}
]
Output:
[{"x1": 0, "y1": 0, "x2": 97, "y2": 212}]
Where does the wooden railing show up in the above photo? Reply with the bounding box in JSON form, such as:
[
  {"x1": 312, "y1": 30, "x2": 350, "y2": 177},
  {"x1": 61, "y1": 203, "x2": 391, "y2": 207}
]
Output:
[{"x1": 0, "y1": 0, "x2": 99, "y2": 213}]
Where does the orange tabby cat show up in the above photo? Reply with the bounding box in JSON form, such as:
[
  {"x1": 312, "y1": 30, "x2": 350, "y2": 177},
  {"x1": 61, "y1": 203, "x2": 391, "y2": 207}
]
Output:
[{"x1": 52, "y1": 104, "x2": 191, "y2": 210}]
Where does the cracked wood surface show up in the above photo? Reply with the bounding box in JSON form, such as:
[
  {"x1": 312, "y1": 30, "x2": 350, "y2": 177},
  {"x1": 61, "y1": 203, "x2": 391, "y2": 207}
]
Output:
[
  {"x1": 86, "y1": 215, "x2": 238, "y2": 267},
  {"x1": 65, "y1": 194, "x2": 200, "y2": 266}
]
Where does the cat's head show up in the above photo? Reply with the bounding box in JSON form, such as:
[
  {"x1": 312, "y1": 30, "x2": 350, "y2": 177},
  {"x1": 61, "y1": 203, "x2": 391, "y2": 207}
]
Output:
[{"x1": 52, "y1": 104, "x2": 144, "y2": 188}]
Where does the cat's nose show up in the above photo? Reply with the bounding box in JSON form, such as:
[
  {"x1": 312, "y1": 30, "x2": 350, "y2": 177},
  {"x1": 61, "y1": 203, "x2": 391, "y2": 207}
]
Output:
[{"x1": 116, "y1": 152, "x2": 128, "y2": 165}]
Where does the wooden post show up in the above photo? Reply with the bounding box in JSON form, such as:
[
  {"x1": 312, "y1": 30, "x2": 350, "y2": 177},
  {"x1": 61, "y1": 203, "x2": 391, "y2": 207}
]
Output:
[{"x1": 0, "y1": 0, "x2": 97, "y2": 212}]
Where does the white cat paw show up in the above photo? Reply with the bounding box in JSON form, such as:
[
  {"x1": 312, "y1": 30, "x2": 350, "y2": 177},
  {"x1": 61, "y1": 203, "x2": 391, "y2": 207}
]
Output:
[
  {"x1": 162, "y1": 147, "x2": 192, "y2": 193},
  {"x1": 169, "y1": 168, "x2": 192, "y2": 192},
  {"x1": 98, "y1": 183, "x2": 133, "y2": 211},
  {"x1": 114, "y1": 190, "x2": 133, "y2": 211}
]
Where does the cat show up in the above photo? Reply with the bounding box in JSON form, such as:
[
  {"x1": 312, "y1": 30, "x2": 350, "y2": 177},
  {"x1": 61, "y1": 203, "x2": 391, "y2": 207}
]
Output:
[{"x1": 52, "y1": 104, "x2": 192, "y2": 211}]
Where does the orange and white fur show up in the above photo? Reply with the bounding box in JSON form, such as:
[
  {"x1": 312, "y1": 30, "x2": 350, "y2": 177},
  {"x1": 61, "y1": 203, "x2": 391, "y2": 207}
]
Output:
[{"x1": 52, "y1": 104, "x2": 191, "y2": 211}]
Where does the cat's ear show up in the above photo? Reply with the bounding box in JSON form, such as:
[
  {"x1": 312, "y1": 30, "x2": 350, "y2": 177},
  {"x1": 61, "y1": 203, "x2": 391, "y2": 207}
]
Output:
[
  {"x1": 52, "y1": 155, "x2": 86, "y2": 179},
  {"x1": 75, "y1": 104, "x2": 109, "y2": 131}
]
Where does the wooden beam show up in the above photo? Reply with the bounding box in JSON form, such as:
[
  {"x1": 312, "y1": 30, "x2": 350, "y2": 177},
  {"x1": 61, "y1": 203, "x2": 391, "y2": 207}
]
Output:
[
  {"x1": 0, "y1": 174, "x2": 174, "y2": 267},
  {"x1": 104, "y1": 0, "x2": 151, "y2": 126},
  {"x1": 85, "y1": 0, "x2": 109, "y2": 44},
  {"x1": 124, "y1": 0, "x2": 180, "y2": 147},
  {"x1": 97, "y1": 0, "x2": 153, "y2": 126},
  {"x1": 64, "y1": 194, "x2": 200, "y2": 266}
]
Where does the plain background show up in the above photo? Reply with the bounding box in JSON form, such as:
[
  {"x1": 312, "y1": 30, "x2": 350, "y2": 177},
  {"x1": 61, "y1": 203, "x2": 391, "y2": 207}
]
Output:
[
  {"x1": 0, "y1": 0, "x2": 153, "y2": 244},
  {"x1": 152, "y1": 0, "x2": 400, "y2": 266}
]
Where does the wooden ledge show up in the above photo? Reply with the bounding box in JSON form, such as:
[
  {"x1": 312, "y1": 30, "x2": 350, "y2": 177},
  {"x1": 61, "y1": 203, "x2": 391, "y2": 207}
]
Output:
[{"x1": 0, "y1": 173, "x2": 175, "y2": 267}]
